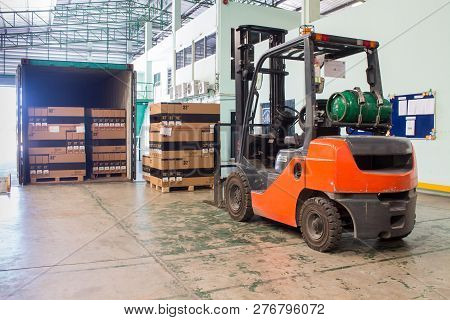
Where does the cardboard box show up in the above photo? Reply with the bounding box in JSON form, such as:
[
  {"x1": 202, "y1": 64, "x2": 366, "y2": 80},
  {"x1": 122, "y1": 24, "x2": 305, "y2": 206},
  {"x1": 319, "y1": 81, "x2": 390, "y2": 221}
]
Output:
[
  {"x1": 149, "y1": 128, "x2": 213, "y2": 142},
  {"x1": 30, "y1": 169, "x2": 86, "y2": 178},
  {"x1": 144, "y1": 175, "x2": 213, "y2": 188},
  {"x1": 28, "y1": 147, "x2": 68, "y2": 155},
  {"x1": 150, "y1": 123, "x2": 214, "y2": 130},
  {"x1": 150, "y1": 103, "x2": 219, "y2": 115},
  {"x1": 90, "y1": 145, "x2": 127, "y2": 153},
  {"x1": 47, "y1": 107, "x2": 84, "y2": 117},
  {"x1": 28, "y1": 124, "x2": 85, "y2": 138},
  {"x1": 143, "y1": 155, "x2": 214, "y2": 170},
  {"x1": 92, "y1": 130, "x2": 126, "y2": 140},
  {"x1": 48, "y1": 154, "x2": 86, "y2": 163},
  {"x1": 92, "y1": 152, "x2": 126, "y2": 161},
  {"x1": 92, "y1": 161, "x2": 126, "y2": 174},
  {"x1": 87, "y1": 108, "x2": 126, "y2": 118}
]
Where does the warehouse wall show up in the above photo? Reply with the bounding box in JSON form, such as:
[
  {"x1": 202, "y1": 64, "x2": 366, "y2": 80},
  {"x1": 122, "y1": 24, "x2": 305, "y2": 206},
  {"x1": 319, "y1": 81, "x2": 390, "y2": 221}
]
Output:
[{"x1": 254, "y1": 0, "x2": 450, "y2": 187}]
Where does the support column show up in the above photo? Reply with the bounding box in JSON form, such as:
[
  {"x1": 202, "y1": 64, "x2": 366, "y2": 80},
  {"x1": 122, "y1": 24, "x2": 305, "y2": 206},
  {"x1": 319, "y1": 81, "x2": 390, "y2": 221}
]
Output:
[
  {"x1": 172, "y1": 0, "x2": 181, "y2": 89},
  {"x1": 302, "y1": 0, "x2": 320, "y2": 24},
  {"x1": 144, "y1": 22, "x2": 153, "y2": 95}
]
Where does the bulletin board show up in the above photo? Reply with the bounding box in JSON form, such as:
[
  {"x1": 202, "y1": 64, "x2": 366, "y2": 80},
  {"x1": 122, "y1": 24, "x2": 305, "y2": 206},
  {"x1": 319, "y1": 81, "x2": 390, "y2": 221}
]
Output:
[{"x1": 390, "y1": 92, "x2": 435, "y2": 139}]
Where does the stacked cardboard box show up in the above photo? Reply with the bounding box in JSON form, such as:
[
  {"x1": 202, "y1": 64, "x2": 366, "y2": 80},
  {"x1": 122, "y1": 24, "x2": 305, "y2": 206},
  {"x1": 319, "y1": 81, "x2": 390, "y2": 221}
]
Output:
[
  {"x1": 28, "y1": 107, "x2": 86, "y2": 183},
  {"x1": 87, "y1": 109, "x2": 127, "y2": 178},
  {"x1": 143, "y1": 102, "x2": 219, "y2": 192}
]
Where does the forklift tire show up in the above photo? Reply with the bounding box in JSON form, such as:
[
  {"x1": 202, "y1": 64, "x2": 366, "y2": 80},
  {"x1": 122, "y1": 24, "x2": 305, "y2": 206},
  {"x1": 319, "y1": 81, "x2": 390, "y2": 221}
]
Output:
[
  {"x1": 299, "y1": 197, "x2": 342, "y2": 252},
  {"x1": 225, "y1": 171, "x2": 254, "y2": 222}
]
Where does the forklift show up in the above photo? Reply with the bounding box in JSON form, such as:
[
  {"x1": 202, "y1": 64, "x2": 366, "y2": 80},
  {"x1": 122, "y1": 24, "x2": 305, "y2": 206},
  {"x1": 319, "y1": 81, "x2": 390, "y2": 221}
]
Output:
[{"x1": 220, "y1": 25, "x2": 417, "y2": 252}]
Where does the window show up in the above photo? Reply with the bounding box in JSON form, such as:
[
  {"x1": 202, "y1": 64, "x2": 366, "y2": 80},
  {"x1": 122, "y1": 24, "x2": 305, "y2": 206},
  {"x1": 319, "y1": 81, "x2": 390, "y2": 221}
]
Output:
[
  {"x1": 184, "y1": 45, "x2": 192, "y2": 66},
  {"x1": 205, "y1": 33, "x2": 216, "y2": 57},
  {"x1": 176, "y1": 50, "x2": 184, "y2": 69},
  {"x1": 195, "y1": 38, "x2": 205, "y2": 61},
  {"x1": 153, "y1": 72, "x2": 161, "y2": 86},
  {"x1": 167, "y1": 68, "x2": 172, "y2": 94}
]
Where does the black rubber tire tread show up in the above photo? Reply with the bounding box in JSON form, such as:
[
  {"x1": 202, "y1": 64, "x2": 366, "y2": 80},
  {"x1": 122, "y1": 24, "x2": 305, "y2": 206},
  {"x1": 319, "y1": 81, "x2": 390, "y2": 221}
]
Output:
[
  {"x1": 299, "y1": 197, "x2": 342, "y2": 252},
  {"x1": 225, "y1": 170, "x2": 254, "y2": 222}
]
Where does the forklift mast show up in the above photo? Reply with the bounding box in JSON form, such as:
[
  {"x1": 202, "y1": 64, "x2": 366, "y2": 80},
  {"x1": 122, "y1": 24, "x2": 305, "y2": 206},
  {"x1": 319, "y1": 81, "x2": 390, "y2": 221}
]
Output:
[{"x1": 233, "y1": 25, "x2": 287, "y2": 161}]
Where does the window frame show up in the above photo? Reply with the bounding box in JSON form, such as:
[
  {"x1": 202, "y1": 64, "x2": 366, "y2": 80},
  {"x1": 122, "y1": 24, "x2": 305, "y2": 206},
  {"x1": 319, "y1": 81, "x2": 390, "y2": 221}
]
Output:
[
  {"x1": 184, "y1": 45, "x2": 192, "y2": 66},
  {"x1": 205, "y1": 32, "x2": 216, "y2": 58},
  {"x1": 176, "y1": 50, "x2": 184, "y2": 70},
  {"x1": 195, "y1": 38, "x2": 205, "y2": 62}
]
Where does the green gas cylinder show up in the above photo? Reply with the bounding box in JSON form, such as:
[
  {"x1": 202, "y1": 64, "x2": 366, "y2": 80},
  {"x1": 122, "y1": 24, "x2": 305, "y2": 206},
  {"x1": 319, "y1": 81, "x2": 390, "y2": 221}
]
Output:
[{"x1": 326, "y1": 90, "x2": 392, "y2": 124}]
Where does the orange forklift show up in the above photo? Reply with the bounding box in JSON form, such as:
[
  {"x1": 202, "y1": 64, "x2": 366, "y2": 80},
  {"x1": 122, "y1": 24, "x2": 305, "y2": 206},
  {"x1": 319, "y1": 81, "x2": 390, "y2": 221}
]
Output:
[{"x1": 214, "y1": 25, "x2": 417, "y2": 252}]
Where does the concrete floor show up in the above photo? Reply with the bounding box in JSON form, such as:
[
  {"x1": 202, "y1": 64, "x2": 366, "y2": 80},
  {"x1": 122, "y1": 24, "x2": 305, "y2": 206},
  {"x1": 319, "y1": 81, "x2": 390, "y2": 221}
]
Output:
[{"x1": 0, "y1": 182, "x2": 449, "y2": 300}]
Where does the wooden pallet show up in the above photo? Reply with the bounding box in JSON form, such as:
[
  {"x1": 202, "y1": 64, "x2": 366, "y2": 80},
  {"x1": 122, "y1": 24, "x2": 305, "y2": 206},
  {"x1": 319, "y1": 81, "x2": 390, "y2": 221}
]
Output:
[
  {"x1": 90, "y1": 172, "x2": 127, "y2": 179},
  {"x1": 148, "y1": 181, "x2": 213, "y2": 193},
  {"x1": 30, "y1": 175, "x2": 84, "y2": 184}
]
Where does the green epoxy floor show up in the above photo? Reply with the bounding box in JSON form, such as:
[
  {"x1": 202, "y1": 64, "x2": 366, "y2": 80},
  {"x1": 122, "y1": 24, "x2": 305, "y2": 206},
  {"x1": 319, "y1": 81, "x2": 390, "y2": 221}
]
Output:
[{"x1": 0, "y1": 182, "x2": 449, "y2": 299}]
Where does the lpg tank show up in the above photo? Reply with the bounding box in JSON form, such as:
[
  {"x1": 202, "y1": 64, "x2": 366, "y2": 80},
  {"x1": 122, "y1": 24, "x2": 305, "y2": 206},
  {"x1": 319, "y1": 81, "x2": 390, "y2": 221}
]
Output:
[{"x1": 326, "y1": 90, "x2": 392, "y2": 124}]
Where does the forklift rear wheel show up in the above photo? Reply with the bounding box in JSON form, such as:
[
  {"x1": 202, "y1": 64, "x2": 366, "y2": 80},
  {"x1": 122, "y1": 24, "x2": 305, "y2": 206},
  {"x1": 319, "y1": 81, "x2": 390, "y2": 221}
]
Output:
[
  {"x1": 299, "y1": 197, "x2": 342, "y2": 252},
  {"x1": 225, "y1": 171, "x2": 254, "y2": 222}
]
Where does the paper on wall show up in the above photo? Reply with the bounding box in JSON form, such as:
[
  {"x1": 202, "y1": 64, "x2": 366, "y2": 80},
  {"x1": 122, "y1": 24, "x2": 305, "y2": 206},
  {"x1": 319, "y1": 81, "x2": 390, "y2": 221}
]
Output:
[
  {"x1": 408, "y1": 98, "x2": 435, "y2": 115},
  {"x1": 398, "y1": 100, "x2": 407, "y2": 116},
  {"x1": 424, "y1": 98, "x2": 435, "y2": 115},
  {"x1": 405, "y1": 117, "x2": 416, "y2": 136},
  {"x1": 407, "y1": 100, "x2": 417, "y2": 115}
]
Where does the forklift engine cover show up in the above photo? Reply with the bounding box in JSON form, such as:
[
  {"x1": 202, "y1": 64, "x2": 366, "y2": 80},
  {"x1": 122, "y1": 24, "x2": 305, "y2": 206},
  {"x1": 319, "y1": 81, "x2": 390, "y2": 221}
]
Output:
[{"x1": 251, "y1": 136, "x2": 417, "y2": 239}]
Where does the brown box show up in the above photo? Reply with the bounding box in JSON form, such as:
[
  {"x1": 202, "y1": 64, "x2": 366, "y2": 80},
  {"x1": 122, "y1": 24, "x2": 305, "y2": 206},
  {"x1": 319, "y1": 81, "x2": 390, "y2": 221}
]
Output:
[
  {"x1": 48, "y1": 154, "x2": 86, "y2": 163},
  {"x1": 30, "y1": 169, "x2": 86, "y2": 178},
  {"x1": 29, "y1": 147, "x2": 68, "y2": 155},
  {"x1": 148, "y1": 149, "x2": 206, "y2": 159},
  {"x1": 150, "y1": 103, "x2": 219, "y2": 115},
  {"x1": 143, "y1": 155, "x2": 213, "y2": 170},
  {"x1": 91, "y1": 146, "x2": 127, "y2": 153},
  {"x1": 149, "y1": 128, "x2": 213, "y2": 142},
  {"x1": 144, "y1": 175, "x2": 213, "y2": 188},
  {"x1": 87, "y1": 108, "x2": 126, "y2": 118},
  {"x1": 28, "y1": 125, "x2": 85, "y2": 140},
  {"x1": 150, "y1": 123, "x2": 214, "y2": 130},
  {"x1": 92, "y1": 129, "x2": 126, "y2": 140},
  {"x1": 47, "y1": 107, "x2": 84, "y2": 117}
]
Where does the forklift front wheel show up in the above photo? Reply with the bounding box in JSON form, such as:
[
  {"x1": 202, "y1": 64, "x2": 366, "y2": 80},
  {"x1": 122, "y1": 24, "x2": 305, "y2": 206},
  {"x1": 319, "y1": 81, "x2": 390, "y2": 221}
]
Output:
[
  {"x1": 299, "y1": 197, "x2": 342, "y2": 252},
  {"x1": 225, "y1": 171, "x2": 254, "y2": 222}
]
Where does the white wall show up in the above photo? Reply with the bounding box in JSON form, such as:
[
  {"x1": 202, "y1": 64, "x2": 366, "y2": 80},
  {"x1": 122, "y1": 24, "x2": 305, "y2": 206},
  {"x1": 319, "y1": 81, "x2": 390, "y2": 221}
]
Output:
[{"x1": 254, "y1": 0, "x2": 450, "y2": 186}]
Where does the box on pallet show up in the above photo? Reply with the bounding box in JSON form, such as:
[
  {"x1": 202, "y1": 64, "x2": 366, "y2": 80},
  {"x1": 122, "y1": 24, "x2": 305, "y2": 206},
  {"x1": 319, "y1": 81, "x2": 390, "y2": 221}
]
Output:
[
  {"x1": 87, "y1": 108, "x2": 127, "y2": 179},
  {"x1": 28, "y1": 107, "x2": 86, "y2": 183}
]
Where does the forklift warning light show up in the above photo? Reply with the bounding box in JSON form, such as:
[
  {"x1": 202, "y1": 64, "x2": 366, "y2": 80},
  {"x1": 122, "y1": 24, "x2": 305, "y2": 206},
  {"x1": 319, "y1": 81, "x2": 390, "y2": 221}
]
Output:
[
  {"x1": 314, "y1": 33, "x2": 330, "y2": 42},
  {"x1": 363, "y1": 40, "x2": 378, "y2": 49}
]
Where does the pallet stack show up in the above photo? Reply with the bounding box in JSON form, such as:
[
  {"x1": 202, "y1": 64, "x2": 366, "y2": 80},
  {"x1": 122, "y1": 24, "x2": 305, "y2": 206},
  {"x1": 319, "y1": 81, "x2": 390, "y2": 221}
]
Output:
[
  {"x1": 28, "y1": 107, "x2": 86, "y2": 183},
  {"x1": 143, "y1": 102, "x2": 219, "y2": 193},
  {"x1": 87, "y1": 109, "x2": 127, "y2": 179}
]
